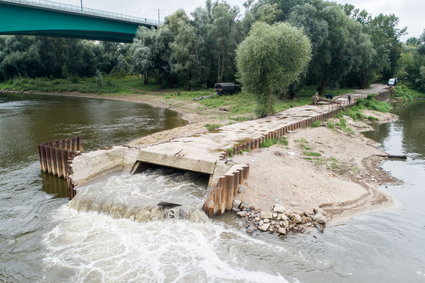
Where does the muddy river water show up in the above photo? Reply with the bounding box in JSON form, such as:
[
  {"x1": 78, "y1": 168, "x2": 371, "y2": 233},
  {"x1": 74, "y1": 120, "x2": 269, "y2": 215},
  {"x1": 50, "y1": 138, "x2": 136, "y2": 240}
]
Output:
[{"x1": 0, "y1": 93, "x2": 424, "y2": 282}]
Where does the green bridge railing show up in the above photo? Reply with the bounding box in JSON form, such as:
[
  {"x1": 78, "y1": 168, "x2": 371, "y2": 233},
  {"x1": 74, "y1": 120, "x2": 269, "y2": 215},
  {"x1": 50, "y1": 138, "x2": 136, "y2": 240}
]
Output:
[{"x1": 0, "y1": 0, "x2": 159, "y2": 26}]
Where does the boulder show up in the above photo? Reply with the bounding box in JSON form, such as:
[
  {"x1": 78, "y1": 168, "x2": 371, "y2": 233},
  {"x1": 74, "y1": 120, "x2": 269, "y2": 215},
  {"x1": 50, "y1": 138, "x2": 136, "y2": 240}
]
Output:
[
  {"x1": 279, "y1": 220, "x2": 289, "y2": 228},
  {"x1": 277, "y1": 227, "x2": 287, "y2": 235},
  {"x1": 289, "y1": 213, "x2": 303, "y2": 224},
  {"x1": 259, "y1": 223, "x2": 270, "y2": 232},
  {"x1": 233, "y1": 199, "x2": 242, "y2": 209},
  {"x1": 313, "y1": 207, "x2": 327, "y2": 216},
  {"x1": 246, "y1": 226, "x2": 255, "y2": 233},
  {"x1": 314, "y1": 213, "x2": 327, "y2": 224},
  {"x1": 236, "y1": 211, "x2": 247, "y2": 217},
  {"x1": 273, "y1": 204, "x2": 286, "y2": 213},
  {"x1": 261, "y1": 211, "x2": 273, "y2": 219}
]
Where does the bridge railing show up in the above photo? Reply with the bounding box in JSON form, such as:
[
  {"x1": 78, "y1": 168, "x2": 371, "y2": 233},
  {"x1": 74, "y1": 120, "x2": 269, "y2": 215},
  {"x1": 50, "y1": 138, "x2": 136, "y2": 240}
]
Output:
[{"x1": 1, "y1": 0, "x2": 159, "y2": 26}]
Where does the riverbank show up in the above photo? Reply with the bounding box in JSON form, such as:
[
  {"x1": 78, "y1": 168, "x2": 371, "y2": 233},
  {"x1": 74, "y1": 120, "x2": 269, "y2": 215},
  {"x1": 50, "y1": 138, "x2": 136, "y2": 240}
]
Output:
[{"x1": 0, "y1": 77, "x2": 356, "y2": 123}]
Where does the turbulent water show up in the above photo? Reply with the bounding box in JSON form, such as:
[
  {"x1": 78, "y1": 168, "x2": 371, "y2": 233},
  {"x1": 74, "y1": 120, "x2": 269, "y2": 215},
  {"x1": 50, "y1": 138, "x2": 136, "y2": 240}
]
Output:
[
  {"x1": 1, "y1": 93, "x2": 425, "y2": 283},
  {"x1": 0, "y1": 93, "x2": 186, "y2": 282}
]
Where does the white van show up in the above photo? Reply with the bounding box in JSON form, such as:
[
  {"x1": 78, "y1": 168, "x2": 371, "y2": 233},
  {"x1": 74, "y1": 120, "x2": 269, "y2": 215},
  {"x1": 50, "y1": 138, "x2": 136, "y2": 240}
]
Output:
[{"x1": 388, "y1": 78, "x2": 398, "y2": 86}]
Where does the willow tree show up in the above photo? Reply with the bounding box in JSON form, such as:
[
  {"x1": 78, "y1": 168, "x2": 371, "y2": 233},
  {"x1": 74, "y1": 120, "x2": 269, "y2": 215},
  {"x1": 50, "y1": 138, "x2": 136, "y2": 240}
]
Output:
[{"x1": 236, "y1": 22, "x2": 311, "y2": 117}]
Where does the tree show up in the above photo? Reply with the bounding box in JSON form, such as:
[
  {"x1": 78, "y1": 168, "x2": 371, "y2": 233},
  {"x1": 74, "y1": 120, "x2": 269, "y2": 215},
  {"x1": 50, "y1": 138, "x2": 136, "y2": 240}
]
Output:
[{"x1": 236, "y1": 22, "x2": 311, "y2": 117}]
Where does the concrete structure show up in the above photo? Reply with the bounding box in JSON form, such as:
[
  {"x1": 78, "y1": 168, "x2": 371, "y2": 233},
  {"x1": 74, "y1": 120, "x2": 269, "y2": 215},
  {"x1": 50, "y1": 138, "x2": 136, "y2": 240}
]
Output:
[
  {"x1": 69, "y1": 85, "x2": 392, "y2": 217},
  {"x1": 0, "y1": 0, "x2": 158, "y2": 42}
]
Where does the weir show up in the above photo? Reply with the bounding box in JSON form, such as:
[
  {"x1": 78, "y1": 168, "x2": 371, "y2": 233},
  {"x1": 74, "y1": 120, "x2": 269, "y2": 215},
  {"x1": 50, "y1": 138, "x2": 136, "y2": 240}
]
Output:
[{"x1": 48, "y1": 86, "x2": 392, "y2": 218}]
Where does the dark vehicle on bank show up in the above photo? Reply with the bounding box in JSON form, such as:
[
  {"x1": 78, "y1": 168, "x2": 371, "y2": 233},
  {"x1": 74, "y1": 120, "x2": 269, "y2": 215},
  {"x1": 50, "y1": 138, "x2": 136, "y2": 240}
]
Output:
[{"x1": 214, "y1": 83, "x2": 241, "y2": 95}]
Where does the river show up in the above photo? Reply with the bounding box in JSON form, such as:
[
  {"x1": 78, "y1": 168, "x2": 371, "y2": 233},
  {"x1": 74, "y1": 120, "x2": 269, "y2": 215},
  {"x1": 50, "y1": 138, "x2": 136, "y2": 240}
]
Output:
[{"x1": 1, "y1": 94, "x2": 424, "y2": 282}]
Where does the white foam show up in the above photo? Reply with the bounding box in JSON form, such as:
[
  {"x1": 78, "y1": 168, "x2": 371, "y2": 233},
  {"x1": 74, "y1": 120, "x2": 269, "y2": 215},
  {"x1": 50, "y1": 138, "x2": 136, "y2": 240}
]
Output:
[{"x1": 42, "y1": 206, "x2": 290, "y2": 282}]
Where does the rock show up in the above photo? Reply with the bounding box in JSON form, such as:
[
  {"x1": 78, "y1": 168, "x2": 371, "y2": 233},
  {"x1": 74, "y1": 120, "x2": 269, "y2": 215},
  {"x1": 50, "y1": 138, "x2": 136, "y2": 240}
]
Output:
[
  {"x1": 165, "y1": 210, "x2": 175, "y2": 219},
  {"x1": 261, "y1": 211, "x2": 273, "y2": 219},
  {"x1": 255, "y1": 217, "x2": 260, "y2": 221},
  {"x1": 231, "y1": 208, "x2": 240, "y2": 213},
  {"x1": 273, "y1": 204, "x2": 286, "y2": 213},
  {"x1": 268, "y1": 225, "x2": 275, "y2": 232},
  {"x1": 302, "y1": 216, "x2": 311, "y2": 224},
  {"x1": 280, "y1": 215, "x2": 289, "y2": 222},
  {"x1": 289, "y1": 213, "x2": 303, "y2": 224},
  {"x1": 233, "y1": 199, "x2": 242, "y2": 209},
  {"x1": 277, "y1": 227, "x2": 287, "y2": 235},
  {"x1": 259, "y1": 223, "x2": 270, "y2": 232},
  {"x1": 313, "y1": 208, "x2": 327, "y2": 216},
  {"x1": 279, "y1": 221, "x2": 289, "y2": 228},
  {"x1": 259, "y1": 220, "x2": 264, "y2": 226},
  {"x1": 246, "y1": 226, "x2": 255, "y2": 233},
  {"x1": 178, "y1": 209, "x2": 188, "y2": 219},
  {"x1": 272, "y1": 213, "x2": 278, "y2": 219},
  {"x1": 236, "y1": 211, "x2": 247, "y2": 217},
  {"x1": 240, "y1": 202, "x2": 248, "y2": 210},
  {"x1": 314, "y1": 213, "x2": 327, "y2": 224},
  {"x1": 238, "y1": 186, "x2": 245, "y2": 193},
  {"x1": 263, "y1": 218, "x2": 270, "y2": 223}
]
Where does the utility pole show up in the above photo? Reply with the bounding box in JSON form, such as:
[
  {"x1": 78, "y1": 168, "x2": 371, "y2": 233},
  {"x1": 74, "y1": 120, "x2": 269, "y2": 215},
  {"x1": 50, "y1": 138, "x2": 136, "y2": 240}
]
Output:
[
  {"x1": 158, "y1": 8, "x2": 160, "y2": 24},
  {"x1": 80, "y1": 0, "x2": 83, "y2": 11}
]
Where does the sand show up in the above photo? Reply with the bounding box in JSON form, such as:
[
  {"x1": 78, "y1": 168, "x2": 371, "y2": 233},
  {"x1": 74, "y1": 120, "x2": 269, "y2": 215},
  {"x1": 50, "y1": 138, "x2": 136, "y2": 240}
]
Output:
[{"x1": 233, "y1": 110, "x2": 399, "y2": 222}]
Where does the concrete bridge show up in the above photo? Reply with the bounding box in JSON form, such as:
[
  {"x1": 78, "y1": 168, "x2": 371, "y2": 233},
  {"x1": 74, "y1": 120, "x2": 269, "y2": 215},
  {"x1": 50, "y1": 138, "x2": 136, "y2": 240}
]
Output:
[{"x1": 0, "y1": 0, "x2": 158, "y2": 42}]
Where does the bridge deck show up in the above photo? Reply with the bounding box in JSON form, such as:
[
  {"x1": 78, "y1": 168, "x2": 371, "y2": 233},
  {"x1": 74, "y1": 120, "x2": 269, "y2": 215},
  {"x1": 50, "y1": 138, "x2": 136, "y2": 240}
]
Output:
[{"x1": 0, "y1": 0, "x2": 158, "y2": 25}]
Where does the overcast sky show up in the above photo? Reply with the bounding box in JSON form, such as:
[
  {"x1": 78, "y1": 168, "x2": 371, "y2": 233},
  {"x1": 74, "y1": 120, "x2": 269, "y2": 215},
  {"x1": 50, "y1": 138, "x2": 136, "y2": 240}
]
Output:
[{"x1": 64, "y1": 0, "x2": 423, "y2": 40}]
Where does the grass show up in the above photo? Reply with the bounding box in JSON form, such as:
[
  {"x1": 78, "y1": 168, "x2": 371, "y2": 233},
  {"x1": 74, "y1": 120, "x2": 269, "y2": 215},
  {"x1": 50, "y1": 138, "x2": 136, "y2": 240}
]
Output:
[
  {"x1": 260, "y1": 137, "x2": 288, "y2": 148},
  {"x1": 303, "y1": 151, "x2": 322, "y2": 157},
  {"x1": 0, "y1": 75, "x2": 164, "y2": 94},
  {"x1": 393, "y1": 84, "x2": 425, "y2": 101},
  {"x1": 311, "y1": 121, "x2": 321, "y2": 127},
  {"x1": 367, "y1": 116, "x2": 379, "y2": 122},
  {"x1": 294, "y1": 138, "x2": 308, "y2": 144},
  {"x1": 356, "y1": 94, "x2": 392, "y2": 112},
  {"x1": 204, "y1": 123, "x2": 222, "y2": 131}
]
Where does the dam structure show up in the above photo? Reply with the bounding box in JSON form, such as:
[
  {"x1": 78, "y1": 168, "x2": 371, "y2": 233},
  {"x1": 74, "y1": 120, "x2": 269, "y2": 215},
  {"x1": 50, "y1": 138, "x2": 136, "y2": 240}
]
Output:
[{"x1": 68, "y1": 86, "x2": 392, "y2": 217}]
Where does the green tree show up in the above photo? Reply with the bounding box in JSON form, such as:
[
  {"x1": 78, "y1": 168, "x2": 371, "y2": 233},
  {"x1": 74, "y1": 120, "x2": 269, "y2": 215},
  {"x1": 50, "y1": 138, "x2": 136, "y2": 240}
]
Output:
[{"x1": 236, "y1": 22, "x2": 311, "y2": 117}]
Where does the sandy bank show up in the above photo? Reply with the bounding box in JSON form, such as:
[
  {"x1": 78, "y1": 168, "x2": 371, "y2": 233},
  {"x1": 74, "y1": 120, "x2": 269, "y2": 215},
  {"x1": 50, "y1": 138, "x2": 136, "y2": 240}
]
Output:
[{"x1": 232, "y1": 110, "x2": 399, "y2": 224}]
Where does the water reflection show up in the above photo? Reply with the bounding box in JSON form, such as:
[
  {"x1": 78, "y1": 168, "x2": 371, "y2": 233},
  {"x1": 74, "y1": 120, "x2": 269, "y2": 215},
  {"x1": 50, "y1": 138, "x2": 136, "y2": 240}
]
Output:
[{"x1": 365, "y1": 101, "x2": 425, "y2": 157}]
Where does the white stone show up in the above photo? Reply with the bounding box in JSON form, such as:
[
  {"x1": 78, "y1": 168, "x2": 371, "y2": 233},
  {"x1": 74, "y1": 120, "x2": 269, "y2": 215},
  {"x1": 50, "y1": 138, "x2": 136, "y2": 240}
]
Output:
[
  {"x1": 273, "y1": 204, "x2": 286, "y2": 213},
  {"x1": 233, "y1": 199, "x2": 242, "y2": 209},
  {"x1": 277, "y1": 227, "x2": 287, "y2": 235},
  {"x1": 261, "y1": 211, "x2": 273, "y2": 219},
  {"x1": 314, "y1": 213, "x2": 327, "y2": 224},
  {"x1": 259, "y1": 223, "x2": 270, "y2": 232},
  {"x1": 236, "y1": 211, "x2": 247, "y2": 217},
  {"x1": 289, "y1": 213, "x2": 303, "y2": 224}
]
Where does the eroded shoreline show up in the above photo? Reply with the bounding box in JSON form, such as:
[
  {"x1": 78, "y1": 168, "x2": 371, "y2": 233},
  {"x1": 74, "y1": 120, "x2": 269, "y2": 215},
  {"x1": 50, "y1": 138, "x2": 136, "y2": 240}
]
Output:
[{"x1": 229, "y1": 111, "x2": 399, "y2": 235}]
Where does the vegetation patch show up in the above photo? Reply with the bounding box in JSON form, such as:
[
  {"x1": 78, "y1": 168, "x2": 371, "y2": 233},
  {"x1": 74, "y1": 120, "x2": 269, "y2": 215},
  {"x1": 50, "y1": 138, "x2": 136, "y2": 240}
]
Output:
[
  {"x1": 260, "y1": 137, "x2": 289, "y2": 148},
  {"x1": 204, "y1": 123, "x2": 222, "y2": 131},
  {"x1": 311, "y1": 121, "x2": 321, "y2": 127},
  {"x1": 303, "y1": 151, "x2": 322, "y2": 157}
]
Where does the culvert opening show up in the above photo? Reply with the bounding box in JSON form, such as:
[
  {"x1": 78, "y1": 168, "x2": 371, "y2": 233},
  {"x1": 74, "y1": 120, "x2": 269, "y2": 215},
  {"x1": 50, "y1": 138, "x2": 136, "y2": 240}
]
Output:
[{"x1": 69, "y1": 164, "x2": 210, "y2": 222}]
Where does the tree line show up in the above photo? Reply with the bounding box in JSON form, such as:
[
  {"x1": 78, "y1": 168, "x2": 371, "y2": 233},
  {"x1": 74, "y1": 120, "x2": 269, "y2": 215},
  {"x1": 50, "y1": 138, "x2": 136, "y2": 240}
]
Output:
[{"x1": 0, "y1": 0, "x2": 422, "y2": 95}]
